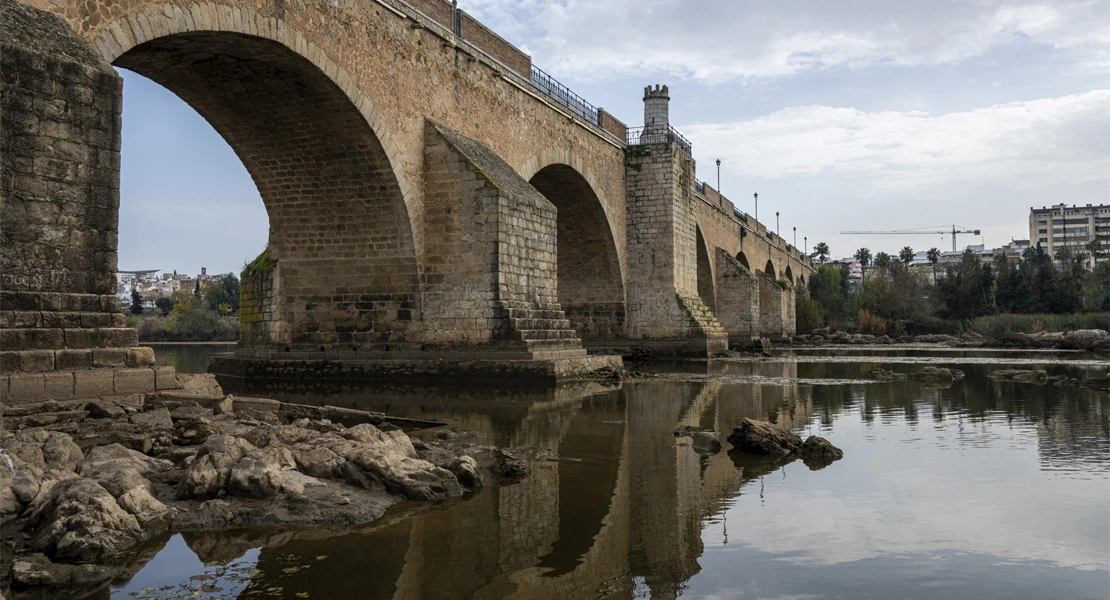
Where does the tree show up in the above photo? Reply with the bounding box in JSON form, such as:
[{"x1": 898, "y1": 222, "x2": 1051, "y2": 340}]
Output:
[
  {"x1": 1086, "y1": 239, "x2": 1101, "y2": 266},
  {"x1": 154, "y1": 297, "x2": 174, "y2": 315},
  {"x1": 926, "y1": 248, "x2": 941, "y2": 286},
  {"x1": 899, "y1": 246, "x2": 915, "y2": 265},
  {"x1": 936, "y1": 250, "x2": 994, "y2": 320},
  {"x1": 874, "y1": 252, "x2": 892, "y2": 272},
  {"x1": 854, "y1": 248, "x2": 872, "y2": 281},
  {"x1": 202, "y1": 274, "x2": 241, "y2": 313},
  {"x1": 813, "y1": 242, "x2": 830, "y2": 264},
  {"x1": 130, "y1": 290, "x2": 144, "y2": 315},
  {"x1": 193, "y1": 279, "x2": 201, "y2": 295}
]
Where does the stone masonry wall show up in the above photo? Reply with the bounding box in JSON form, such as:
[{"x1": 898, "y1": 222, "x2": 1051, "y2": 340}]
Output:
[
  {"x1": 758, "y1": 275, "x2": 795, "y2": 339},
  {"x1": 0, "y1": 2, "x2": 174, "y2": 416},
  {"x1": 624, "y1": 142, "x2": 725, "y2": 353},
  {"x1": 714, "y1": 249, "x2": 759, "y2": 342}
]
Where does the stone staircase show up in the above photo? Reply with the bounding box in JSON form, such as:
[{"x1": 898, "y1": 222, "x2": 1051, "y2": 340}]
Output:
[
  {"x1": 500, "y1": 300, "x2": 588, "y2": 359},
  {"x1": 677, "y1": 295, "x2": 729, "y2": 352}
]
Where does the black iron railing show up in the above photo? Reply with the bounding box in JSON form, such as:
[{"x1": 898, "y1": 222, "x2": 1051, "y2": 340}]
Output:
[
  {"x1": 626, "y1": 125, "x2": 693, "y2": 155},
  {"x1": 695, "y1": 180, "x2": 706, "y2": 195},
  {"x1": 733, "y1": 207, "x2": 747, "y2": 222},
  {"x1": 530, "y1": 65, "x2": 600, "y2": 125}
]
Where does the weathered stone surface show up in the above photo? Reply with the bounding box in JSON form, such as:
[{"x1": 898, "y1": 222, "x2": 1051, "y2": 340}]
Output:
[
  {"x1": 28, "y1": 478, "x2": 146, "y2": 561},
  {"x1": 130, "y1": 407, "x2": 173, "y2": 430},
  {"x1": 176, "y1": 435, "x2": 257, "y2": 501},
  {"x1": 448, "y1": 455, "x2": 484, "y2": 489},
  {"x1": 227, "y1": 446, "x2": 299, "y2": 499},
  {"x1": 727, "y1": 418, "x2": 803, "y2": 456},
  {"x1": 11, "y1": 553, "x2": 120, "y2": 590},
  {"x1": 491, "y1": 449, "x2": 531, "y2": 479}
]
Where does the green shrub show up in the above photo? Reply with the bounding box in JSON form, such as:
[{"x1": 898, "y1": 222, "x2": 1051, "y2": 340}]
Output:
[
  {"x1": 796, "y1": 296, "x2": 825, "y2": 333},
  {"x1": 964, "y1": 313, "x2": 1110, "y2": 336}
]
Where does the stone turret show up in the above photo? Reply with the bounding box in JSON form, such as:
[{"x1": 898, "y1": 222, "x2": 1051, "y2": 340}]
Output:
[{"x1": 643, "y1": 84, "x2": 670, "y2": 133}]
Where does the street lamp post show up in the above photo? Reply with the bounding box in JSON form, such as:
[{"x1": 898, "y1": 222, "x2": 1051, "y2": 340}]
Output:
[
  {"x1": 754, "y1": 192, "x2": 758, "y2": 222},
  {"x1": 804, "y1": 236, "x2": 808, "y2": 257},
  {"x1": 715, "y1": 159, "x2": 721, "y2": 192},
  {"x1": 776, "y1": 211, "x2": 780, "y2": 236},
  {"x1": 793, "y1": 226, "x2": 797, "y2": 248}
]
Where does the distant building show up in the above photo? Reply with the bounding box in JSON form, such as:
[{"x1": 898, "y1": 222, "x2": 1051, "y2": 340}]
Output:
[{"x1": 1029, "y1": 204, "x2": 1109, "y2": 267}]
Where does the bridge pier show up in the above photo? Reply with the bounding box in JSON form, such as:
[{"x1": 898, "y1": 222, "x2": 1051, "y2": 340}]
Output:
[
  {"x1": 0, "y1": 4, "x2": 180, "y2": 420},
  {"x1": 618, "y1": 86, "x2": 728, "y2": 356},
  {"x1": 714, "y1": 249, "x2": 760, "y2": 344}
]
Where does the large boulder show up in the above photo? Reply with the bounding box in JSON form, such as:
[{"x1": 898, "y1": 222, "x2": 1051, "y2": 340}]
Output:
[
  {"x1": 76, "y1": 444, "x2": 172, "y2": 531},
  {"x1": 227, "y1": 446, "x2": 300, "y2": 499},
  {"x1": 176, "y1": 435, "x2": 256, "y2": 500},
  {"x1": 27, "y1": 478, "x2": 146, "y2": 562},
  {"x1": 727, "y1": 418, "x2": 803, "y2": 456}
]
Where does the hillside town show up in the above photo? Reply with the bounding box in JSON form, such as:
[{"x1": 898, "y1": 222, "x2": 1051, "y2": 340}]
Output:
[{"x1": 116, "y1": 267, "x2": 234, "y2": 312}]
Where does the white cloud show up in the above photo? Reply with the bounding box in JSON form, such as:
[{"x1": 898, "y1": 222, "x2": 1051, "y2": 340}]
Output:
[
  {"x1": 460, "y1": 0, "x2": 1110, "y2": 81},
  {"x1": 684, "y1": 89, "x2": 1110, "y2": 192}
]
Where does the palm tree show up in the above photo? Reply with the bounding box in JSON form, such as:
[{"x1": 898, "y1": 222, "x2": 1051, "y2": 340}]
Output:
[
  {"x1": 814, "y1": 242, "x2": 830, "y2": 264},
  {"x1": 899, "y1": 246, "x2": 914, "y2": 265},
  {"x1": 854, "y1": 247, "x2": 872, "y2": 281},
  {"x1": 927, "y1": 247, "x2": 941, "y2": 285},
  {"x1": 874, "y1": 252, "x2": 892, "y2": 276}
]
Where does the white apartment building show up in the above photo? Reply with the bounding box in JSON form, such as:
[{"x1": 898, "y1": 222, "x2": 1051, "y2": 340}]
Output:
[{"x1": 1029, "y1": 204, "x2": 1109, "y2": 267}]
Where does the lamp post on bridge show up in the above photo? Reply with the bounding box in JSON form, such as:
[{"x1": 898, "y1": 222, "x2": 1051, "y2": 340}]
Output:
[
  {"x1": 793, "y1": 226, "x2": 797, "y2": 248},
  {"x1": 754, "y1": 192, "x2": 758, "y2": 222},
  {"x1": 804, "y1": 236, "x2": 808, "y2": 257},
  {"x1": 776, "y1": 211, "x2": 780, "y2": 236},
  {"x1": 716, "y1": 159, "x2": 721, "y2": 192}
]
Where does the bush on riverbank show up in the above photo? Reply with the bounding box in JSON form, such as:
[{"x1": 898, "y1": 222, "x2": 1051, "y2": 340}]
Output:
[
  {"x1": 128, "y1": 296, "x2": 239, "y2": 342},
  {"x1": 962, "y1": 313, "x2": 1110, "y2": 337}
]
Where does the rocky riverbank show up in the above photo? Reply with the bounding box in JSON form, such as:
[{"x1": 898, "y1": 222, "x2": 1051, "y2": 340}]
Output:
[
  {"x1": 0, "y1": 375, "x2": 512, "y2": 598},
  {"x1": 788, "y1": 328, "x2": 1110, "y2": 354}
]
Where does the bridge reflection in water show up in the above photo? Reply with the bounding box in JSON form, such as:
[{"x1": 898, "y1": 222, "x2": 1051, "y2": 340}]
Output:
[
  {"x1": 157, "y1": 358, "x2": 1110, "y2": 599},
  {"x1": 166, "y1": 362, "x2": 803, "y2": 599}
]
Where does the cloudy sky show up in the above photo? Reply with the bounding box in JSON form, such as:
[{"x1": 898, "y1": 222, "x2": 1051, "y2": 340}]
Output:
[{"x1": 117, "y1": 0, "x2": 1110, "y2": 273}]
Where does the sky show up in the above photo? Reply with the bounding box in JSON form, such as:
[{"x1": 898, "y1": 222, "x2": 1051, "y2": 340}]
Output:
[{"x1": 117, "y1": 0, "x2": 1110, "y2": 273}]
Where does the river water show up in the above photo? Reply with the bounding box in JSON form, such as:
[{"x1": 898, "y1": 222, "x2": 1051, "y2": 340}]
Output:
[{"x1": 114, "y1": 345, "x2": 1109, "y2": 600}]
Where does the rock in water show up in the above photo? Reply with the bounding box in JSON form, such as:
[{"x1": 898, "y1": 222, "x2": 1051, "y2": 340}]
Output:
[
  {"x1": 448, "y1": 455, "x2": 484, "y2": 489},
  {"x1": 800, "y1": 436, "x2": 843, "y2": 460},
  {"x1": 491, "y1": 450, "x2": 531, "y2": 479},
  {"x1": 909, "y1": 366, "x2": 956, "y2": 384},
  {"x1": 674, "y1": 426, "x2": 722, "y2": 455},
  {"x1": 726, "y1": 418, "x2": 802, "y2": 456}
]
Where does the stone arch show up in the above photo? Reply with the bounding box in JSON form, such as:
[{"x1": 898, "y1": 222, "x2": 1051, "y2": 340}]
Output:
[
  {"x1": 736, "y1": 251, "x2": 750, "y2": 269},
  {"x1": 111, "y1": 26, "x2": 421, "y2": 351},
  {"x1": 696, "y1": 225, "x2": 715, "y2": 310},
  {"x1": 784, "y1": 265, "x2": 794, "y2": 284},
  {"x1": 89, "y1": 4, "x2": 419, "y2": 251},
  {"x1": 798, "y1": 274, "x2": 806, "y2": 287},
  {"x1": 529, "y1": 164, "x2": 625, "y2": 341},
  {"x1": 764, "y1": 260, "x2": 777, "y2": 279}
]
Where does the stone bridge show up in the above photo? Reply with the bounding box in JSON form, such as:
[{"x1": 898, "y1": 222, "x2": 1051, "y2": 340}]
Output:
[{"x1": 0, "y1": 0, "x2": 812, "y2": 399}]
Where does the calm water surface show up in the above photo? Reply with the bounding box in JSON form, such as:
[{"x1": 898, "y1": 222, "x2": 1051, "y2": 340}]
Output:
[{"x1": 122, "y1": 347, "x2": 1110, "y2": 600}]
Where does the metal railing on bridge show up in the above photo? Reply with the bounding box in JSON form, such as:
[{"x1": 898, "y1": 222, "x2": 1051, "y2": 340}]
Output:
[
  {"x1": 626, "y1": 125, "x2": 693, "y2": 156},
  {"x1": 530, "y1": 65, "x2": 600, "y2": 126}
]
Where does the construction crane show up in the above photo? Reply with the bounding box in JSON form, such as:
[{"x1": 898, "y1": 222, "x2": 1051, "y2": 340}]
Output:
[{"x1": 840, "y1": 225, "x2": 981, "y2": 252}]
